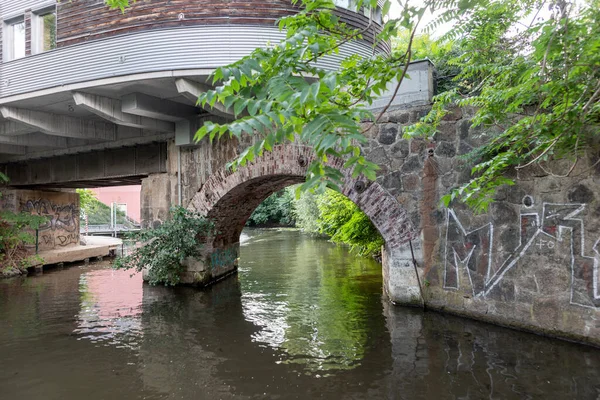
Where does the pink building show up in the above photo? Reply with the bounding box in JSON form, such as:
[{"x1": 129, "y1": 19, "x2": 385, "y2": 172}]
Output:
[{"x1": 91, "y1": 185, "x2": 141, "y2": 223}]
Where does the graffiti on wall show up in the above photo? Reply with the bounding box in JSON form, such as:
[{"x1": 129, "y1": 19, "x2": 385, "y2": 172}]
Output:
[
  {"x1": 210, "y1": 246, "x2": 238, "y2": 277},
  {"x1": 0, "y1": 192, "x2": 16, "y2": 212},
  {"x1": 444, "y1": 199, "x2": 600, "y2": 309},
  {"x1": 21, "y1": 198, "x2": 80, "y2": 250},
  {"x1": 24, "y1": 199, "x2": 79, "y2": 233}
]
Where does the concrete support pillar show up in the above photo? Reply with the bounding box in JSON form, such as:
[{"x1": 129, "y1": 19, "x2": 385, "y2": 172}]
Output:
[
  {"x1": 382, "y1": 240, "x2": 424, "y2": 307},
  {"x1": 0, "y1": 188, "x2": 80, "y2": 253},
  {"x1": 140, "y1": 173, "x2": 177, "y2": 229},
  {"x1": 177, "y1": 242, "x2": 239, "y2": 286}
]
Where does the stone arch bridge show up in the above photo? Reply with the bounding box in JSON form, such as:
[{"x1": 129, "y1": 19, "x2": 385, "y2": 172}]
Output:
[
  {"x1": 137, "y1": 104, "x2": 600, "y2": 346},
  {"x1": 182, "y1": 144, "x2": 422, "y2": 306}
]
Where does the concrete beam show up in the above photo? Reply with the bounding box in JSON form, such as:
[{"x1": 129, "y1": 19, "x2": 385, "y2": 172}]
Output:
[
  {"x1": 175, "y1": 79, "x2": 233, "y2": 118},
  {"x1": 0, "y1": 128, "x2": 173, "y2": 162},
  {"x1": 0, "y1": 143, "x2": 27, "y2": 155},
  {"x1": 0, "y1": 107, "x2": 116, "y2": 141},
  {"x1": 73, "y1": 92, "x2": 175, "y2": 133},
  {"x1": 121, "y1": 92, "x2": 199, "y2": 122},
  {"x1": 1, "y1": 142, "x2": 168, "y2": 187},
  {"x1": 0, "y1": 132, "x2": 89, "y2": 148},
  {"x1": 0, "y1": 121, "x2": 36, "y2": 136}
]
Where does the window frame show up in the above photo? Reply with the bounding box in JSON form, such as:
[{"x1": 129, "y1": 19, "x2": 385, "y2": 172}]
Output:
[
  {"x1": 3, "y1": 16, "x2": 26, "y2": 62},
  {"x1": 31, "y1": 6, "x2": 57, "y2": 55}
]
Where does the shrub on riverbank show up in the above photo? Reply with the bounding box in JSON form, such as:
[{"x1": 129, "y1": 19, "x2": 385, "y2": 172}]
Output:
[
  {"x1": 292, "y1": 188, "x2": 384, "y2": 258},
  {"x1": 314, "y1": 190, "x2": 384, "y2": 257},
  {"x1": 0, "y1": 178, "x2": 46, "y2": 277},
  {"x1": 113, "y1": 207, "x2": 212, "y2": 285},
  {"x1": 0, "y1": 211, "x2": 46, "y2": 277},
  {"x1": 76, "y1": 189, "x2": 136, "y2": 226},
  {"x1": 246, "y1": 188, "x2": 296, "y2": 227}
]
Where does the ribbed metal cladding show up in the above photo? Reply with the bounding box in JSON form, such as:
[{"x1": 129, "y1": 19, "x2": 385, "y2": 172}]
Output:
[
  {"x1": 0, "y1": 25, "x2": 380, "y2": 98},
  {"x1": 1, "y1": 0, "x2": 56, "y2": 19}
]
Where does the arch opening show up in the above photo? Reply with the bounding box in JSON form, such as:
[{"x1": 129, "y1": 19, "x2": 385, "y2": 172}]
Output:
[{"x1": 187, "y1": 145, "x2": 423, "y2": 306}]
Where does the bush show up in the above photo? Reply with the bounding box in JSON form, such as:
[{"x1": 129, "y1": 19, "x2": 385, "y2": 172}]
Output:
[
  {"x1": 247, "y1": 188, "x2": 296, "y2": 227},
  {"x1": 316, "y1": 190, "x2": 384, "y2": 257},
  {"x1": 113, "y1": 207, "x2": 212, "y2": 286},
  {"x1": 293, "y1": 189, "x2": 322, "y2": 234},
  {"x1": 76, "y1": 188, "x2": 136, "y2": 226},
  {"x1": 0, "y1": 211, "x2": 46, "y2": 275}
]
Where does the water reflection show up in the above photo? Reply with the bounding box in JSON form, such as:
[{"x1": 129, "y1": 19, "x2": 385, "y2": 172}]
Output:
[
  {"x1": 239, "y1": 228, "x2": 384, "y2": 373},
  {"x1": 0, "y1": 229, "x2": 599, "y2": 399},
  {"x1": 74, "y1": 269, "x2": 143, "y2": 348}
]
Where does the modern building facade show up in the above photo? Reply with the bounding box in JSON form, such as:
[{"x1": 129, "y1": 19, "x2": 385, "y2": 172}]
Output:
[{"x1": 0, "y1": 0, "x2": 389, "y2": 183}]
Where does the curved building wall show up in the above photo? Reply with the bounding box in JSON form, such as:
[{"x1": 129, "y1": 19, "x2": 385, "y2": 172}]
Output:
[
  {"x1": 0, "y1": 0, "x2": 389, "y2": 98},
  {"x1": 0, "y1": 25, "x2": 378, "y2": 98},
  {"x1": 55, "y1": 0, "x2": 388, "y2": 53},
  {"x1": 1, "y1": 0, "x2": 52, "y2": 18}
]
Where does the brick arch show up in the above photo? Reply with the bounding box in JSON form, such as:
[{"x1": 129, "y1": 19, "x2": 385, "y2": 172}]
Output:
[{"x1": 188, "y1": 145, "x2": 417, "y2": 249}]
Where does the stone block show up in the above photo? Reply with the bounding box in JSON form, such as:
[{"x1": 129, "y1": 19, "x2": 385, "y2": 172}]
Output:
[
  {"x1": 360, "y1": 122, "x2": 379, "y2": 139},
  {"x1": 535, "y1": 178, "x2": 561, "y2": 194},
  {"x1": 402, "y1": 174, "x2": 420, "y2": 191},
  {"x1": 409, "y1": 108, "x2": 429, "y2": 123},
  {"x1": 568, "y1": 183, "x2": 595, "y2": 203},
  {"x1": 401, "y1": 155, "x2": 423, "y2": 173},
  {"x1": 389, "y1": 139, "x2": 409, "y2": 159},
  {"x1": 366, "y1": 147, "x2": 390, "y2": 166},
  {"x1": 441, "y1": 172, "x2": 457, "y2": 189},
  {"x1": 457, "y1": 141, "x2": 473, "y2": 156},
  {"x1": 435, "y1": 122, "x2": 457, "y2": 142},
  {"x1": 381, "y1": 171, "x2": 403, "y2": 195},
  {"x1": 441, "y1": 106, "x2": 462, "y2": 121},
  {"x1": 378, "y1": 123, "x2": 398, "y2": 145},
  {"x1": 458, "y1": 120, "x2": 471, "y2": 140},
  {"x1": 434, "y1": 141, "x2": 456, "y2": 158},
  {"x1": 532, "y1": 297, "x2": 562, "y2": 330},
  {"x1": 410, "y1": 139, "x2": 426, "y2": 154},
  {"x1": 498, "y1": 225, "x2": 520, "y2": 252},
  {"x1": 491, "y1": 202, "x2": 517, "y2": 224},
  {"x1": 387, "y1": 110, "x2": 410, "y2": 124}
]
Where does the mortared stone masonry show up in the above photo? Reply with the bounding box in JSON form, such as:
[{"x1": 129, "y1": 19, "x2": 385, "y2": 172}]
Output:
[{"x1": 141, "y1": 105, "x2": 600, "y2": 346}]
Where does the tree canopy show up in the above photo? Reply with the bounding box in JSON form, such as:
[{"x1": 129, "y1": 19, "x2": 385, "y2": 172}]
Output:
[{"x1": 106, "y1": 0, "x2": 600, "y2": 210}]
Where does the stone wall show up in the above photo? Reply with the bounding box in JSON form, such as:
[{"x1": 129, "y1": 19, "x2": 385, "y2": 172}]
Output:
[
  {"x1": 141, "y1": 104, "x2": 600, "y2": 345},
  {"x1": 0, "y1": 189, "x2": 80, "y2": 251},
  {"x1": 364, "y1": 105, "x2": 600, "y2": 345}
]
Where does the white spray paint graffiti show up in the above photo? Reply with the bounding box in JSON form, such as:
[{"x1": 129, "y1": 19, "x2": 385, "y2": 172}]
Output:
[{"x1": 443, "y1": 199, "x2": 600, "y2": 308}]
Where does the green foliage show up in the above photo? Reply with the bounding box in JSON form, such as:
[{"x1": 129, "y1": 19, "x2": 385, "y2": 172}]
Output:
[
  {"x1": 105, "y1": 0, "x2": 599, "y2": 213},
  {"x1": 113, "y1": 207, "x2": 212, "y2": 286},
  {"x1": 1, "y1": 181, "x2": 47, "y2": 273},
  {"x1": 76, "y1": 189, "x2": 135, "y2": 226},
  {"x1": 76, "y1": 189, "x2": 97, "y2": 215},
  {"x1": 104, "y1": 0, "x2": 133, "y2": 12},
  {"x1": 0, "y1": 210, "x2": 47, "y2": 273},
  {"x1": 293, "y1": 188, "x2": 384, "y2": 256},
  {"x1": 293, "y1": 190, "x2": 322, "y2": 233},
  {"x1": 393, "y1": 30, "x2": 463, "y2": 93},
  {"x1": 190, "y1": 0, "x2": 422, "y2": 194},
  {"x1": 247, "y1": 188, "x2": 296, "y2": 226},
  {"x1": 407, "y1": 0, "x2": 600, "y2": 211},
  {"x1": 316, "y1": 190, "x2": 384, "y2": 257}
]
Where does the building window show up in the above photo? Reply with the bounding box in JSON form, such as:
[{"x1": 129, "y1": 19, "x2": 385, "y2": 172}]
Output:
[
  {"x1": 32, "y1": 9, "x2": 57, "y2": 54},
  {"x1": 363, "y1": 6, "x2": 383, "y2": 24},
  {"x1": 3, "y1": 18, "x2": 26, "y2": 61},
  {"x1": 334, "y1": 0, "x2": 356, "y2": 10}
]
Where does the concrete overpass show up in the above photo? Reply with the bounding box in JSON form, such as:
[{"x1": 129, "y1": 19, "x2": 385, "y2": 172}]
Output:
[{"x1": 0, "y1": 0, "x2": 414, "y2": 188}]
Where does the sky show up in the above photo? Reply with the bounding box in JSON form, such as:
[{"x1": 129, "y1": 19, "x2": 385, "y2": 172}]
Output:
[{"x1": 388, "y1": 0, "x2": 454, "y2": 38}]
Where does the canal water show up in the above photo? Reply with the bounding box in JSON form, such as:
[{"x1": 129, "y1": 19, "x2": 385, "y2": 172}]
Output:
[{"x1": 1, "y1": 229, "x2": 599, "y2": 399}]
